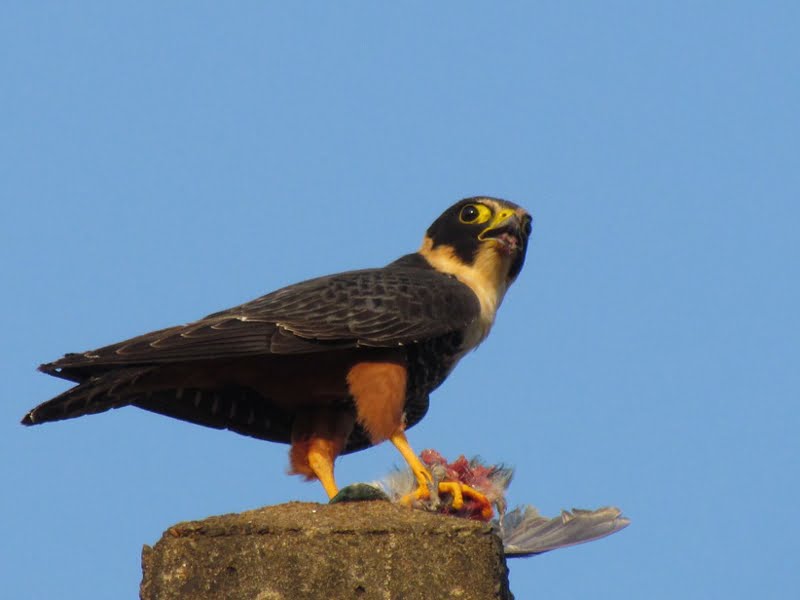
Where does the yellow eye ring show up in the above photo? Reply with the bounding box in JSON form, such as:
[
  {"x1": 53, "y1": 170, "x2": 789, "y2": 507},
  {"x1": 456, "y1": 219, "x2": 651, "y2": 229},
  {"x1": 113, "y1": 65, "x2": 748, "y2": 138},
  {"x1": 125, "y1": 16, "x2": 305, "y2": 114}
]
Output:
[{"x1": 459, "y1": 204, "x2": 492, "y2": 225}]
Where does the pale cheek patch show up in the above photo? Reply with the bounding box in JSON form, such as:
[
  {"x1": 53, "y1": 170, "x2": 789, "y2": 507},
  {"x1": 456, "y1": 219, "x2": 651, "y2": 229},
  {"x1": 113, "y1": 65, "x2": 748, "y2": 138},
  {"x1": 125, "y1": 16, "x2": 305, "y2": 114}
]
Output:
[
  {"x1": 347, "y1": 362, "x2": 408, "y2": 444},
  {"x1": 419, "y1": 237, "x2": 510, "y2": 348}
]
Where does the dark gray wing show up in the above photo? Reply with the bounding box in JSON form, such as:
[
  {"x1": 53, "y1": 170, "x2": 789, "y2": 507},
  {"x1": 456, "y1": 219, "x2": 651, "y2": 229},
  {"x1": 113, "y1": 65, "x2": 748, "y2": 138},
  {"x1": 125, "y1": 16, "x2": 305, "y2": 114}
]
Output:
[{"x1": 42, "y1": 266, "x2": 480, "y2": 381}]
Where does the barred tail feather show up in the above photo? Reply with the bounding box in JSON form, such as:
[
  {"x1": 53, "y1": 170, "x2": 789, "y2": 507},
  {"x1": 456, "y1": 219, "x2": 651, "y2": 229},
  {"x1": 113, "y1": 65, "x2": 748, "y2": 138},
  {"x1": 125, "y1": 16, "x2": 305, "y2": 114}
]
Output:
[{"x1": 21, "y1": 367, "x2": 155, "y2": 426}]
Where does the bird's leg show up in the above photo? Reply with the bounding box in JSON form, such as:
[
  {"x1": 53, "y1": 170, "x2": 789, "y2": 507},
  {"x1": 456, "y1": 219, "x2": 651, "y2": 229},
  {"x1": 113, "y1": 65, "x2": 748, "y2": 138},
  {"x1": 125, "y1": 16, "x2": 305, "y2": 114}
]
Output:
[
  {"x1": 289, "y1": 408, "x2": 352, "y2": 500},
  {"x1": 389, "y1": 429, "x2": 433, "y2": 505},
  {"x1": 307, "y1": 441, "x2": 339, "y2": 500}
]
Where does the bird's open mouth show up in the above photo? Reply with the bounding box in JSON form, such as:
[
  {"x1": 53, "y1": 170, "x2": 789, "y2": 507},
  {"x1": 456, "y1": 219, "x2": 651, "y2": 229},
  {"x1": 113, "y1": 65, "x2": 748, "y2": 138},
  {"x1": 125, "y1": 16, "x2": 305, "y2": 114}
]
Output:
[{"x1": 483, "y1": 227, "x2": 522, "y2": 256}]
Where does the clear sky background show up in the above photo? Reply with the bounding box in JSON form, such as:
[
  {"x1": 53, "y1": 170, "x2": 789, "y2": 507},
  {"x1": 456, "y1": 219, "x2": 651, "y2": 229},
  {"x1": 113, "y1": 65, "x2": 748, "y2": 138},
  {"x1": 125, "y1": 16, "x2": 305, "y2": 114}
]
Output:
[{"x1": 2, "y1": 3, "x2": 798, "y2": 599}]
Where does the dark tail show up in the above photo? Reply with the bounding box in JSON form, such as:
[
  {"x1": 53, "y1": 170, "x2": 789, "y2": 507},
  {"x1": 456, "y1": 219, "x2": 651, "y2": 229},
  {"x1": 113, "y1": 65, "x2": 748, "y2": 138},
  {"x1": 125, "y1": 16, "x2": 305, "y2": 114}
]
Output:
[{"x1": 22, "y1": 367, "x2": 155, "y2": 425}]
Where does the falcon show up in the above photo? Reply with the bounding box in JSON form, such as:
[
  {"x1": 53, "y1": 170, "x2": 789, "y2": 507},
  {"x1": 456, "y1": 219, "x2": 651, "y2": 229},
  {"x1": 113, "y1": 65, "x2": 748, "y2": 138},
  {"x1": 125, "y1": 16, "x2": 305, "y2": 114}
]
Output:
[{"x1": 23, "y1": 197, "x2": 531, "y2": 510}]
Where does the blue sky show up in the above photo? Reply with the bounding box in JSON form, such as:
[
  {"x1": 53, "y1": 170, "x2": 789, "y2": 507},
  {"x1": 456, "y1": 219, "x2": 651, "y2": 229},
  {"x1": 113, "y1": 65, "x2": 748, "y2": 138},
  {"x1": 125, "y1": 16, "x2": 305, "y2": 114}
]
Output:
[{"x1": 2, "y1": 3, "x2": 798, "y2": 598}]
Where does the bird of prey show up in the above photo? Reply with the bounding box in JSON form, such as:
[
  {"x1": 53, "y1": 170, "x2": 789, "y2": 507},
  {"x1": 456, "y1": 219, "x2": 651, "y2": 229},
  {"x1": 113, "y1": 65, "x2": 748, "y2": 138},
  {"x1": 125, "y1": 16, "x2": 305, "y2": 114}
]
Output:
[{"x1": 23, "y1": 197, "x2": 531, "y2": 510}]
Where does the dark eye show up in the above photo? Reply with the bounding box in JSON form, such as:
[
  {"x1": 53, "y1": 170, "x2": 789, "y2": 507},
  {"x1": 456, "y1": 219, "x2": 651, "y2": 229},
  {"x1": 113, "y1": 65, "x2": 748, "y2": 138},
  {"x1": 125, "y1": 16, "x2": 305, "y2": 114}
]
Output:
[
  {"x1": 523, "y1": 217, "x2": 532, "y2": 237},
  {"x1": 460, "y1": 205, "x2": 480, "y2": 223}
]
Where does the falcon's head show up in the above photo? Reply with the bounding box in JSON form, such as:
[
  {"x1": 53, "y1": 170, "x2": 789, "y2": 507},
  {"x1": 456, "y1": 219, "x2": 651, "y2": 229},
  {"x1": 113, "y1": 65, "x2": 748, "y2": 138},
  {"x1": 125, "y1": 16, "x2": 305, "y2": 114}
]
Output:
[
  {"x1": 419, "y1": 197, "x2": 532, "y2": 342},
  {"x1": 421, "y1": 197, "x2": 532, "y2": 286}
]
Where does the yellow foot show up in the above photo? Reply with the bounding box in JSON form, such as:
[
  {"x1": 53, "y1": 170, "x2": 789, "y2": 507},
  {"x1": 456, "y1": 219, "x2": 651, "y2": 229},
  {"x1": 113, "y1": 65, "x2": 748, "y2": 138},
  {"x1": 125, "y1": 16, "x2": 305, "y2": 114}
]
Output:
[
  {"x1": 398, "y1": 465, "x2": 433, "y2": 506},
  {"x1": 390, "y1": 429, "x2": 434, "y2": 506},
  {"x1": 437, "y1": 482, "x2": 494, "y2": 520}
]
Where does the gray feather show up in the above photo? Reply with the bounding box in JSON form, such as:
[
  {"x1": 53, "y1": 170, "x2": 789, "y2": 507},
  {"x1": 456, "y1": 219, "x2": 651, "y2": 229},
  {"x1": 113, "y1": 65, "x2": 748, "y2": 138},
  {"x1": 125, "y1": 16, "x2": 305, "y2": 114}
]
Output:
[{"x1": 498, "y1": 505, "x2": 630, "y2": 557}]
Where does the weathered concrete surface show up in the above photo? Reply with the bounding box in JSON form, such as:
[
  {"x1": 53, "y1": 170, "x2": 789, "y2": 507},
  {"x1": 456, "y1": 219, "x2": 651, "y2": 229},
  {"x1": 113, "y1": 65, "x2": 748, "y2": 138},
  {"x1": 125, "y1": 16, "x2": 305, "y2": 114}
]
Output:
[{"x1": 141, "y1": 500, "x2": 512, "y2": 600}]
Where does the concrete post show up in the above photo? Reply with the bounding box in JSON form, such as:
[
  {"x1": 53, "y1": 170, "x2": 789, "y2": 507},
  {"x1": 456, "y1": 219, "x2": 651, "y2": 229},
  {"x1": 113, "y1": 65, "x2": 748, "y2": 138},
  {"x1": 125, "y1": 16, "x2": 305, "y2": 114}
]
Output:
[{"x1": 141, "y1": 501, "x2": 512, "y2": 600}]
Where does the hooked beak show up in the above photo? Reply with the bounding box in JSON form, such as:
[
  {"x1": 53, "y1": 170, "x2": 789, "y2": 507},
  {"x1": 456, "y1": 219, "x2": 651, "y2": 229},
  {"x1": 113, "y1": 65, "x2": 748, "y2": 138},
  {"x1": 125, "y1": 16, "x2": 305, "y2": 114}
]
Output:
[{"x1": 479, "y1": 209, "x2": 525, "y2": 256}]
